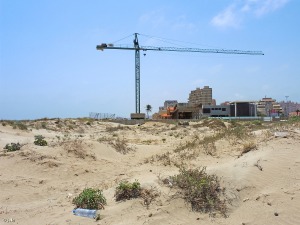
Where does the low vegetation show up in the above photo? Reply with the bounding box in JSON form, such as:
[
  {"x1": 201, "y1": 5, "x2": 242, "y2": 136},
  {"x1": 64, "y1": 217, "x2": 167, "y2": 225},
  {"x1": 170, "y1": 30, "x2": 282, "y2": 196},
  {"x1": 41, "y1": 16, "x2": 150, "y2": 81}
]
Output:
[
  {"x1": 4, "y1": 142, "x2": 22, "y2": 152},
  {"x1": 108, "y1": 137, "x2": 134, "y2": 154},
  {"x1": 34, "y1": 135, "x2": 47, "y2": 146},
  {"x1": 115, "y1": 180, "x2": 159, "y2": 208},
  {"x1": 115, "y1": 180, "x2": 141, "y2": 201},
  {"x1": 73, "y1": 188, "x2": 106, "y2": 210},
  {"x1": 170, "y1": 167, "x2": 227, "y2": 217}
]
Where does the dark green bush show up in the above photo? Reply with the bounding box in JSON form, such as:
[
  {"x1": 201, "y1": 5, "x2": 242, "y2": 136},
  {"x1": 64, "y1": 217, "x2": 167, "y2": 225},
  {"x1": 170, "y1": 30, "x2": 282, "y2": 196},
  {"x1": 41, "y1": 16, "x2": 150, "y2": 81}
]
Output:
[
  {"x1": 34, "y1": 135, "x2": 47, "y2": 146},
  {"x1": 115, "y1": 180, "x2": 141, "y2": 201},
  {"x1": 72, "y1": 188, "x2": 106, "y2": 210},
  {"x1": 4, "y1": 143, "x2": 21, "y2": 152},
  {"x1": 170, "y1": 167, "x2": 227, "y2": 216}
]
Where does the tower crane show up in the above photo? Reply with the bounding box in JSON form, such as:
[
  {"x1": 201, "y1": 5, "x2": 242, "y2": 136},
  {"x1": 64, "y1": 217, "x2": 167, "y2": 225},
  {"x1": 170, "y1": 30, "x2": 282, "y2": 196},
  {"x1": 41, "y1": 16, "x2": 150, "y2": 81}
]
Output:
[{"x1": 96, "y1": 33, "x2": 264, "y2": 119}]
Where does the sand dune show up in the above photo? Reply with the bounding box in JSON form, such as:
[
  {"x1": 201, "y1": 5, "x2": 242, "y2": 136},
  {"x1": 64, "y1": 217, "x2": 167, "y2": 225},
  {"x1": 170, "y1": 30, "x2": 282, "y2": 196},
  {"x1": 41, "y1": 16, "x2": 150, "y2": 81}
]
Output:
[{"x1": 0, "y1": 119, "x2": 299, "y2": 225}]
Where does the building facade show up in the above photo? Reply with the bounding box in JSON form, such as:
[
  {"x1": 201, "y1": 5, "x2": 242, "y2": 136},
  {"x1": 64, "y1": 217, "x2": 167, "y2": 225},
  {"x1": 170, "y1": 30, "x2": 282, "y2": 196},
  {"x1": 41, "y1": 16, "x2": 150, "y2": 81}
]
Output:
[
  {"x1": 257, "y1": 97, "x2": 282, "y2": 116},
  {"x1": 188, "y1": 86, "x2": 212, "y2": 107}
]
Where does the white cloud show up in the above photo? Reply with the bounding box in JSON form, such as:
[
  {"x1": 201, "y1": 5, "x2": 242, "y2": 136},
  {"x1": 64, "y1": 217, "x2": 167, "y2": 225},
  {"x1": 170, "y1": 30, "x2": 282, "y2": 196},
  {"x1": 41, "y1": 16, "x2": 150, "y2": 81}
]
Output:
[
  {"x1": 211, "y1": 0, "x2": 290, "y2": 29},
  {"x1": 254, "y1": 0, "x2": 290, "y2": 17},
  {"x1": 211, "y1": 5, "x2": 241, "y2": 28}
]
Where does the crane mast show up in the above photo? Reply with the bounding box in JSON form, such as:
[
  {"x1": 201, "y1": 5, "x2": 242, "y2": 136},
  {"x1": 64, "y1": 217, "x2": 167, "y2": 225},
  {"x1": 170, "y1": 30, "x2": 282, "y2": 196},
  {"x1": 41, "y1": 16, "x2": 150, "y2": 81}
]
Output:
[
  {"x1": 96, "y1": 33, "x2": 264, "y2": 118},
  {"x1": 134, "y1": 33, "x2": 141, "y2": 114}
]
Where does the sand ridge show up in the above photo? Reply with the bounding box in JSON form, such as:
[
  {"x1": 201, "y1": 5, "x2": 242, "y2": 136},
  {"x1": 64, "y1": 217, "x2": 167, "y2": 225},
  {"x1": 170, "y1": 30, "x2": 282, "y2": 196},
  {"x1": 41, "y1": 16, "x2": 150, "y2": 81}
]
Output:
[{"x1": 0, "y1": 119, "x2": 299, "y2": 225}]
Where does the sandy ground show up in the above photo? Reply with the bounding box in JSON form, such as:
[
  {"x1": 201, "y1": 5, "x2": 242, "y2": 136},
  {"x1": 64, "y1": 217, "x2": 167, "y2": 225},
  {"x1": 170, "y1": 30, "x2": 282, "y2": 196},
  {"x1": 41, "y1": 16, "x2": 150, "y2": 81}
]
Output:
[{"x1": 0, "y1": 119, "x2": 299, "y2": 225}]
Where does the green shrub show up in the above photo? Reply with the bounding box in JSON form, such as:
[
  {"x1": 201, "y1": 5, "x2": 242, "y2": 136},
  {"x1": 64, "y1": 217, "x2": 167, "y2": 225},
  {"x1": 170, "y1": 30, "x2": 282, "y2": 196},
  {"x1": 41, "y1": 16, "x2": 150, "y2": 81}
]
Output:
[
  {"x1": 4, "y1": 143, "x2": 21, "y2": 152},
  {"x1": 170, "y1": 167, "x2": 227, "y2": 216},
  {"x1": 72, "y1": 188, "x2": 106, "y2": 210},
  {"x1": 115, "y1": 180, "x2": 141, "y2": 201},
  {"x1": 34, "y1": 135, "x2": 47, "y2": 146}
]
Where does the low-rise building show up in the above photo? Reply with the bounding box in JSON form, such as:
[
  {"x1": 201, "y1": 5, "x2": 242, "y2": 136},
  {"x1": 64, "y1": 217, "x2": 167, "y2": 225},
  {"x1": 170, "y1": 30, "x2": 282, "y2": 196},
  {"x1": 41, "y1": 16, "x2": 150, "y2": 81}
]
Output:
[
  {"x1": 202, "y1": 105, "x2": 230, "y2": 117},
  {"x1": 257, "y1": 97, "x2": 282, "y2": 116}
]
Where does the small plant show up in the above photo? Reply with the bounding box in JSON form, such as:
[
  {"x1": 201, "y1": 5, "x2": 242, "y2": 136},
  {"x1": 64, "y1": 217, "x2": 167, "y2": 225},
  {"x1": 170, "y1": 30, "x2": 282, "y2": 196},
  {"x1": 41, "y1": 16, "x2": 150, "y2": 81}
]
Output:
[
  {"x1": 73, "y1": 188, "x2": 106, "y2": 210},
  {"x1": 170, "y1": 167, "x2": 227, "y2": 216},
  {"x1": 115, "y1": 180, "x2": 141, "y2": 201},
  {"x1": 4, "y1": 143, "x2": 21, "y2": 152},
  {"x1": 34, "y1": 135, "x2": 47, "y2": 146}
]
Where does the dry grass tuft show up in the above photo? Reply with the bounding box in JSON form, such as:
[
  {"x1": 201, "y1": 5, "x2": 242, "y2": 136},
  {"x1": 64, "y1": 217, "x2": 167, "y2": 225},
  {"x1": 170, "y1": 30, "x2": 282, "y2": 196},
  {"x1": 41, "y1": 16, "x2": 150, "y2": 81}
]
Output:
[
  {"x1": 240, "y1": 141, "x2": 257, "y2": 156},
  {"x1": 106, "y1": 125, "x2": 130, "y2": 132},
  {"x1": 108, "y1": 137, "x2": 134, "y2": 154},
  {"x1": 62, "y1": 138, "x2": 96, "y2": 160}
]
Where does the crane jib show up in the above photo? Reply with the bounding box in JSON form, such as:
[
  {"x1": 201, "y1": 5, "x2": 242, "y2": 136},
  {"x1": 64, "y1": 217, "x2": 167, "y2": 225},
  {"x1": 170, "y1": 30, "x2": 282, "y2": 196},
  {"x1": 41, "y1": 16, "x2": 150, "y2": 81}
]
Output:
[{"x1": 96, "y1": 45, "x2": 264, "y2": 55}]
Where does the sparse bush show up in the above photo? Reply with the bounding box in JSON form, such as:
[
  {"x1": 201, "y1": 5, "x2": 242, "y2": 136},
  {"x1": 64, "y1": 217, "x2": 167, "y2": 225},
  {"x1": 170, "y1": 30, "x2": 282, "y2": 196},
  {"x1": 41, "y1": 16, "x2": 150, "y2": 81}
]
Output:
[
  {"x1": 115, "y1": 180, "x2": 141, "y2": 201},
  {"x1": 155, "y1": 151, "x2": 172, "y2": 166},
  {"x1": 109, "y1": 138, "x2": 134, "y2": 154},
  {"x1": 73, "y1": 188, "x2": 106, "y2": 210},
  {"x1": 16, "y1": 122, "x2": 28, "y2": 130},
  {"x1": 4, "y1": 143, "x2": 21, "y2": 152},
  {"x1": 140, "y1": 188, "x2": 160, "y2": 209},
  {"x1": 62, "y1": 138, "x2": 96, "y2": 160},
  {"x1": 170, "y1": 167, "x2": 227, "y2": 217},
  {"x1": 34, "y1": 135, "x2": 47, "y2": 146}
]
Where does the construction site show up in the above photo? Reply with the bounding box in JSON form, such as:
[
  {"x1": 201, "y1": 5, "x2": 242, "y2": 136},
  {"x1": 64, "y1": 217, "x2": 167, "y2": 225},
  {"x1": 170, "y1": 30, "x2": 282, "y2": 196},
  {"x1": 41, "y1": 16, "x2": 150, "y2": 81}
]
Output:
[
  {"x1": 97, "y1": 33, "x2": 263, "y2": 120},
  {"x1": 155, "y1": 87, "x2": 287, "y2": 120}
]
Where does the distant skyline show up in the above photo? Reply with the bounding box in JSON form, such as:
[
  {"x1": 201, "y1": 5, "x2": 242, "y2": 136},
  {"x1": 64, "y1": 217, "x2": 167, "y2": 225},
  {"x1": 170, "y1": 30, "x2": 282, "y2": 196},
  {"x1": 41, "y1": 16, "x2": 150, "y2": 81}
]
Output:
[{"x1": 1, "y1": 0, "x2": 299, "y2": 119}]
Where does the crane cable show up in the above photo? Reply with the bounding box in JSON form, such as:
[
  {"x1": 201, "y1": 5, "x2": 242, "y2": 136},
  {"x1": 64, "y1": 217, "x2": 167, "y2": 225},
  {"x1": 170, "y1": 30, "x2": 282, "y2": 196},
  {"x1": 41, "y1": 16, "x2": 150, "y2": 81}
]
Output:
[{"x1": 139, "y1": 33, "x2": 223, "y2": 49}]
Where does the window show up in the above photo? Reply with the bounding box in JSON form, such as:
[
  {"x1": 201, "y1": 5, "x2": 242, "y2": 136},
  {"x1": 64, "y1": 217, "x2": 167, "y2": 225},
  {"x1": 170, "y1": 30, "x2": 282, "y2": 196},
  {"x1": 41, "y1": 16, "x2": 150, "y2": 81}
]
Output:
[{"x1": 203, "y1": 108, "x2": 211, "y2": 113}]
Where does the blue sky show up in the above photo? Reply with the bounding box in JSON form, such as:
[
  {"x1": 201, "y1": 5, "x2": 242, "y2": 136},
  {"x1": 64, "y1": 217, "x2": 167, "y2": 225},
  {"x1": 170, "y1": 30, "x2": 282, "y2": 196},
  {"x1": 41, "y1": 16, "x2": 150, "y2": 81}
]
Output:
[{"x1": 1, "y1": 0, "x2": 299, "y2": 119}]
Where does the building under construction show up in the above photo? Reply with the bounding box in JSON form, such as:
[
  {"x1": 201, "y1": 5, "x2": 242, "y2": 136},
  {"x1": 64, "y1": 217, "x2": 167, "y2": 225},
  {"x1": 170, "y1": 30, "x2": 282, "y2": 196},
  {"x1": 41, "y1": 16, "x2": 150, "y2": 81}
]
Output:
[{"x1": 188, "y1": 86, "x2": 213, "y2": 107}]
